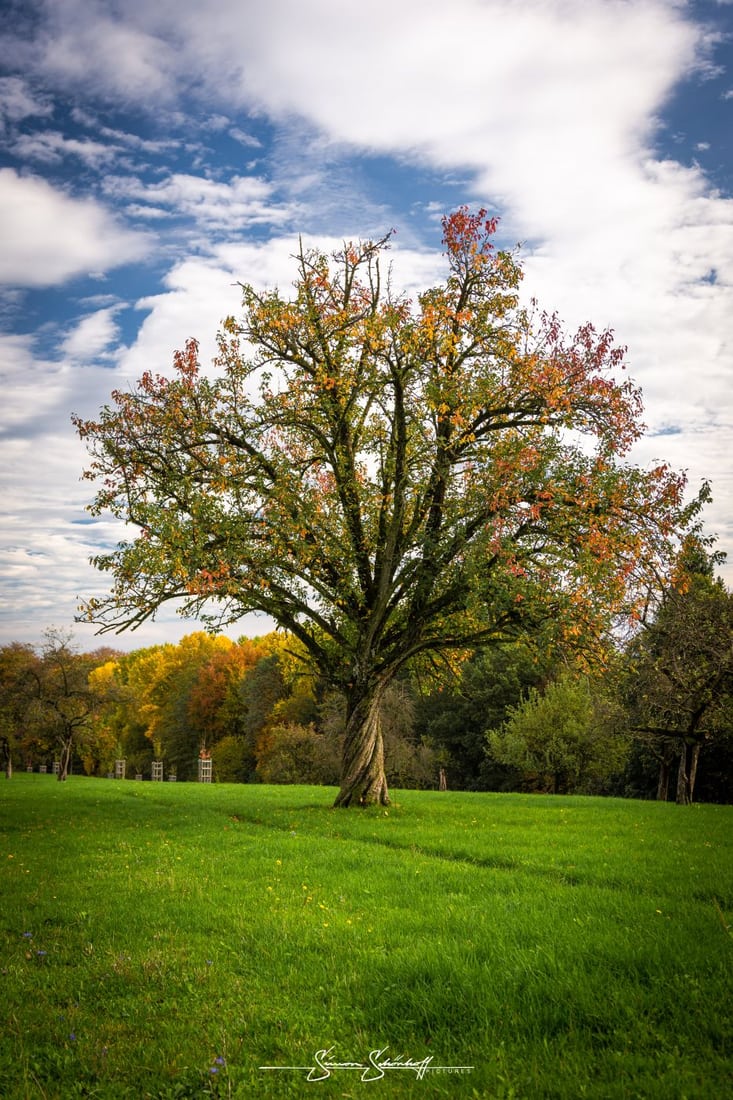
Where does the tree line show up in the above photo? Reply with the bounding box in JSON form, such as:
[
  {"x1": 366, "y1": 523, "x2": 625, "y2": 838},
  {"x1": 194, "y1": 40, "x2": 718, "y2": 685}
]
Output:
[{"x1": 2, "y1": 534, "x2": 730, "y2": 802}]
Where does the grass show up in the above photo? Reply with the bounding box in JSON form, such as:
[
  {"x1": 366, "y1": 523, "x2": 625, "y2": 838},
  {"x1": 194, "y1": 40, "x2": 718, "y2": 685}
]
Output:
[{"x1": 0, "y1": 776, "x2": 731, "y2": 1099}]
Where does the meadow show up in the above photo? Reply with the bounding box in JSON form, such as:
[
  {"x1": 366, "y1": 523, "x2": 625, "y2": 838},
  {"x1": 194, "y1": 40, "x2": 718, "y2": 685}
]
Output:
[{"x1": 0, "y1": 775, "x2": 731, "y2": 1099}]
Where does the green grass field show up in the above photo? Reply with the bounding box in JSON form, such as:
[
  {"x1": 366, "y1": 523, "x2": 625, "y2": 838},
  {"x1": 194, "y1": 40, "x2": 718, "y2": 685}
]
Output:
[{"x1": 0, "y1": 776, "x2": 731, "y2": 1099}]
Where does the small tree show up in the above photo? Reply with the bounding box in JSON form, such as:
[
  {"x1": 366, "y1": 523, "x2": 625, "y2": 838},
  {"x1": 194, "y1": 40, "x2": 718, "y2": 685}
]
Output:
[
  {"x1": 75, "y1": 209, "x2": 698, "y2": 806},
  {"x1": 255, "y1": 723, "x2": 342, "y2": 785},
  {"x1": 210, "y1": 735, "x2": 250, "y2": 782},
  {"x1": 25, "y1": 631, "x2": 101, "y2": 781},
  {"x1": 487, "y1": 674, "x2": 628, "y2": 793}
]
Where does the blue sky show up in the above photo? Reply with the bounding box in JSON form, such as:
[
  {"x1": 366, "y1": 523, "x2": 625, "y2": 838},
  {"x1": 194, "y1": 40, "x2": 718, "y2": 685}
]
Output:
[{"x1": 1, "y1": 0, "x2": 732, "y2": 650}]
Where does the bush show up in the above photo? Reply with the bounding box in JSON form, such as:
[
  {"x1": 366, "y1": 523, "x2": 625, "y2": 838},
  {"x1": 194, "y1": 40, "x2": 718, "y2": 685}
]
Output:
[
  {"x1": 487, "y1": 674, "x2": 629, "y2": 794},
  {"x1": 211, "y1": 735, "x2": 251, "y2": 782},
  {"x1": 255, "y1": 724, "x2": 342, "y2": 785}
]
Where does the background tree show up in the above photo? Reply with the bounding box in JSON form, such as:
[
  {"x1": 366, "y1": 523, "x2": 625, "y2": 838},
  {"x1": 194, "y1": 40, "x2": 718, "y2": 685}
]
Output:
[
  {"x1": 622, "y1": 536, "x2": 733, "y2": 804},
  {"x1": 89, "y1": 643, "x2": 174, "y2": 775},
  {"x1": 186, "y1": 636, "x2": 262, "y2": 746},
  {"x1": 255, "y1": 723, "x2": 342, "y2": 785},
  {"x1": 487, "y1": 672, "x2": 629, "y2": 794},
  {"x1": 138, "y1": 632, "x2": 250, "y2": 780},
  {"x1": 210, "y1": 734, "x2": 251, "y2": 782},
  {"x1": 87, "y1": 632, "x2": 295, "y2": 779},
  {"x1": 25, "y1": 631, "x2": 107, "y2": 781},
  {"x1": 75, "y1": 208, "x2": 699, "y2": 806},
  {"x1": 414, "y1": 642, "x2": 552, "y2": 789},
  {"x1": 0, "y1": 642, "x2": 38, "y2": 777},
  {"x1": 227, "y1": 635, "x2": 314, "y2": 779},
  {"x1": 85, "y1": 658, "x2": 126, "y2": 774}
]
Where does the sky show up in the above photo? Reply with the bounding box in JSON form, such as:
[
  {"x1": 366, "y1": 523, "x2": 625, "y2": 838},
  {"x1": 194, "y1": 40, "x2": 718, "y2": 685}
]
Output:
[{"x1": 1, "y1": 0, "x2": 732, "y2": 653}]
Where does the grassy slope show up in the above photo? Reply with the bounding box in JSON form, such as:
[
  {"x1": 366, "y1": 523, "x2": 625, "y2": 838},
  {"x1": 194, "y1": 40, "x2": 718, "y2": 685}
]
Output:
[{"x1": 0, "y1": 776, "x2": 731, "y2": 1099}]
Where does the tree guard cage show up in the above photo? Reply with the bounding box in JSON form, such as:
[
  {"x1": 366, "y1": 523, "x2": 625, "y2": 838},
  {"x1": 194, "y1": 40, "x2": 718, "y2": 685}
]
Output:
[{"x1": 198, "y1": 752, "x2": 212, "y2": 783}]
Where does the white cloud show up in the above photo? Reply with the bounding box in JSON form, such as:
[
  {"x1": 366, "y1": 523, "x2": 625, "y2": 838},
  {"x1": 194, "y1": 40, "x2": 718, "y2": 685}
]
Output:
[
  {"x1": 101, "y1": 172, "x2": 294, "y2": 230},
  {"x1": 11, "y1": 129, "x2": 119, "y2": 166},
  {"x1": 32, "y1": 1, "x2": 180, "y2": 103},
  {"x1": 0, "y1": 76, "x2": 53, "y2": 130},
  {"x1": 0, "y1": 334, "x2": 68, "y2": 434},
  {"x1": 0, "y1": 428, "x2": 124, "y2": 644},
  {"x1": 0, "y1": 168, "x2": 152, "y2": 287},
  {"x1": 62, "y1": 307, "x2": 122, "y2": 362},
  {"x1": 229, "y1": 127, "x2": 261, "y2": 149}
]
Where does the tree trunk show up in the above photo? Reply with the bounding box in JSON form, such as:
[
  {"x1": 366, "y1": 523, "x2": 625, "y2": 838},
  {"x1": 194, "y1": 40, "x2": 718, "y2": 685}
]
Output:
[
  {"x1": 688, "y1": 741, "x2": 702, "y2": 804},
  {"x1": 676, "y1": 740, "x2": 690, "y2": 805},
  {"x1": 1, "y1": 736, "x2": 11, "y2": 779},
  {"x1": 57, "y1": 736, "x2": 72, "y2": 782},
  {"x1": 333, "y1": 682, "x2": 390, "y2": 808},
  {"x1": 656, "y1": 758, "x2": 670, "y2": 801}
]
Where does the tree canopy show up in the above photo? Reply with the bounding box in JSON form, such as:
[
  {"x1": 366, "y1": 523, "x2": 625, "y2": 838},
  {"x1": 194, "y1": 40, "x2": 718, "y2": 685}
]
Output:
[{"x1": 74, "y1": 208, "x2": 701, "y2": 806}]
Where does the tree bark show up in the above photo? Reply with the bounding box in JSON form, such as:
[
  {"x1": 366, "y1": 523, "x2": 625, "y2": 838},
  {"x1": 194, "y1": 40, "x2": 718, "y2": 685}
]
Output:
[
  {"x1": 1, "y1": 736, "x2": 12, "y2": 779},
  {"x1": 57, "y1": 736, "x2": 72, "y2": 782},
  {"x1": 333, "y1": 682, "x2": 390, "y2": 807},
  {"x1": 656, "y1": 758, "x2": 670, "y2": 801},
  {"x1": 676, "y1": 739, "x2": 690, "y2": 805},
  {"x1": 688, "y1": 741, "x2": 702, "y2": 804}
]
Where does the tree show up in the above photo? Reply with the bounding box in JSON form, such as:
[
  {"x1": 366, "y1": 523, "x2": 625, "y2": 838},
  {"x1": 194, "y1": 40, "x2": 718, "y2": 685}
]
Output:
[
  {"x1": 255, "y1": 723, "x2": 342, "y2": 785},
  {"x1": 25, "y1": 631, "x2": 104, "y2": 781},
  {"x1": 74, "y1": 208, "x2": 698, "y2": 806},
  {"x1": 210, "y1": 734, "x2": 250, "y2": 782},
  {"x1": 623, "y1": 536, "x2": 733, "y2": 804},
  {"x1": 414, "y1": 642, "x2": 552, "y2": 789},
  {"x1": 0, "y1": 642, "x2": 38, "y2": 777},
  {"x1": 89, "y1": 643, "x2": 176, "y2": 774},
  {"x1": 487, "y1": 673, "x2": 629, "y2": 794},
  {"x1": 139, "y1": 632, "x2": 243, "y2": 780},
  {"x1": 186, "y1": 637, "x2": 262, "y2": 745}
]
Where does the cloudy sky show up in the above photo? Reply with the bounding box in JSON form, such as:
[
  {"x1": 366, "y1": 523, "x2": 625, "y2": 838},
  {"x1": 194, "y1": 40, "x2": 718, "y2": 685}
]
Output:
[{"x1": 1, "y1": 0, "x2": 731, "y2": 652}]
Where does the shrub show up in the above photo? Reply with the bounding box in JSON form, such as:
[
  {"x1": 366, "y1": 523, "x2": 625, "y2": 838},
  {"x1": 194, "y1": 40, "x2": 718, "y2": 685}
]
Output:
[
  {"x1": 255, "y1": 723, "x2": 342, "y2": 785},
  {"x1": 211, "y1": 735, "x2": 251, "y2": 782}
]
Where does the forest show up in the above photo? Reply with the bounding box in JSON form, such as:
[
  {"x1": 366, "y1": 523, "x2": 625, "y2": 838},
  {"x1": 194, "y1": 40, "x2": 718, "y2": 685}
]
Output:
[{"x1": 2, "y1": 533, "x2": 731, "y2": 804}]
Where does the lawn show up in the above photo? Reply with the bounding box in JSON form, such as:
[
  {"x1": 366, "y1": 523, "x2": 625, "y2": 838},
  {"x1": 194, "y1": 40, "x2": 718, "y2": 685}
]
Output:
[{"x1": 0, "y1": 775, "x2": 731, "y2": 1098}]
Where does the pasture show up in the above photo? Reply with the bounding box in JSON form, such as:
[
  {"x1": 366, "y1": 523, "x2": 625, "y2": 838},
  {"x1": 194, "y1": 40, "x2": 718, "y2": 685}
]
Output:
[{"x1": 0, "y1": 776, "x2": 731, "y2": 1098}]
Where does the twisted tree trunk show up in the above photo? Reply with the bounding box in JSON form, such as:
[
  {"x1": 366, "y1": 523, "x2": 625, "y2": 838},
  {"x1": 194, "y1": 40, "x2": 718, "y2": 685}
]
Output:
[{"x1": 334, "y1": 681, "x2": 390, "y2": 808}]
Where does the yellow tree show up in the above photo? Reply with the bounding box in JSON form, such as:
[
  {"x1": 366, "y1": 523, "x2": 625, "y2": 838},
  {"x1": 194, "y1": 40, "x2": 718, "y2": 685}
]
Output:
[{"x1": 75, "y1": 209, "x2": 701, "y2": 806}]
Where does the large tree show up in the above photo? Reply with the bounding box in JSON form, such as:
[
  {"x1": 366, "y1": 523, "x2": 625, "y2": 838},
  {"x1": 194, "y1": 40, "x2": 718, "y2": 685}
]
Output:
[{"x1": 75, "y1": 209, "x2": 698, "y2": 806}]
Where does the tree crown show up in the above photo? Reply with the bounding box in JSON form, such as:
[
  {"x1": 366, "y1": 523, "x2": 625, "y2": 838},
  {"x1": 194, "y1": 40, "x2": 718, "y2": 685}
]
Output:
[{"x1": 74, "y1": 208, "x2": 700, "y2": 688}]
